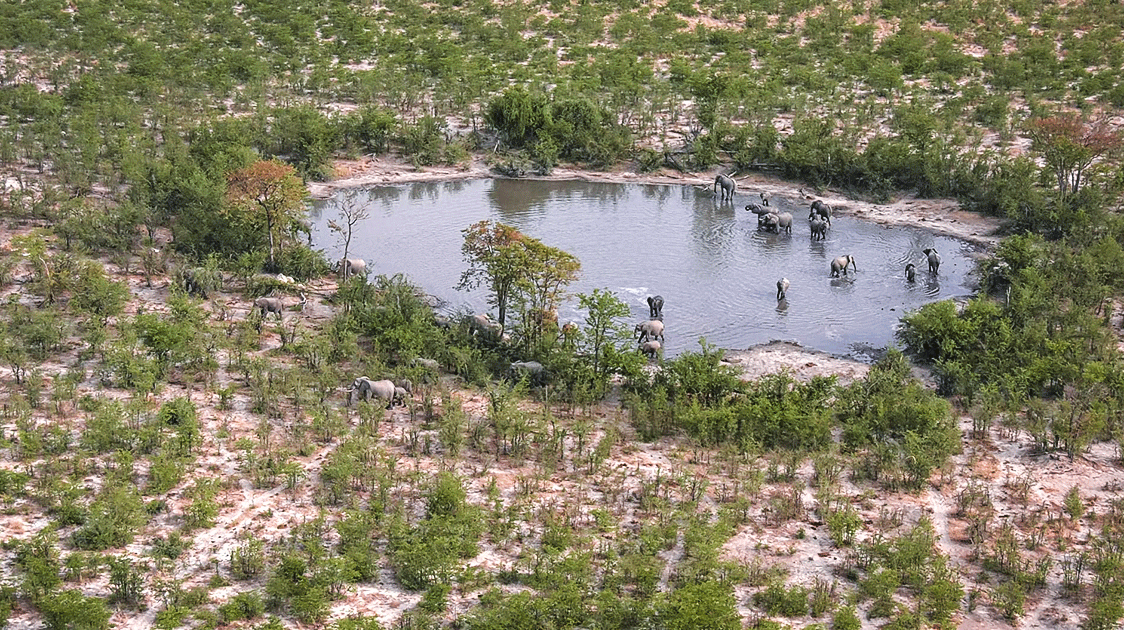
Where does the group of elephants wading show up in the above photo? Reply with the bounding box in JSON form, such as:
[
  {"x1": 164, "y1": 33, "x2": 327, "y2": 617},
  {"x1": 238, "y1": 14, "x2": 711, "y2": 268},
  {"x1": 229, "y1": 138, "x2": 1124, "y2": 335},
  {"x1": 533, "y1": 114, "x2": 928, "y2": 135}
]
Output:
[{"x1": 716, "y1": 174, "x2": 944, "y2": 304}]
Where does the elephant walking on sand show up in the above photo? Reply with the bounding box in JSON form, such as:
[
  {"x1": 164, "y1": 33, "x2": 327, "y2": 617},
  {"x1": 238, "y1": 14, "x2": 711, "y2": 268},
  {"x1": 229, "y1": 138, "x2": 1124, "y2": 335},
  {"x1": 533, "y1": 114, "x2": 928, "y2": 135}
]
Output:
[
  {"x1": 776, "y1": 278, "x2": 790, "y2": 301},
  {"x1": 254, "y1": 297, "x2": 284, "y2": 321},
  {"x1": 923, "y1": 248, "x2": 941, "y2": 274},
  {"x1": 348, "y1": 377, "x2": 402, "y2": 408},
  {"x1": 831, "y1": 255, "x2": 857, "y2": 277},
  {"x1": 714, "y1": 174, "x2": 737, "y2": 201}
]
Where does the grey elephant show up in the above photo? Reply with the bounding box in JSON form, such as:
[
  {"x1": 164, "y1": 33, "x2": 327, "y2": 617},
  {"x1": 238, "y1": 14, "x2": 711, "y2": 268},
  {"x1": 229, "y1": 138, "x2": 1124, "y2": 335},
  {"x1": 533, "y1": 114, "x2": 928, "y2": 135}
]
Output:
[
  {"x1": 760, "y1": 212, "x2": 779, "y2": 232},
  {"x1": 776, "y1": 277, "x2": 790, "y2": 301},
  {"x1": 714, "y1": 174, "x2": 737, "y2": 201},
  {"x1": 763, "y1": 212, "x2": 793, "y2": 234},
  {"x1": 923, "y1": 248, "x2": 941, "y2": 274},
  {"x1": 809, "y1": 217, "x2": 828, "y2": 240},
  {"x1": 412, "y1": 357, "x2": 440, "y2": 372},
  {"x1": 348, "y1": 377, "x2": 402, "y2": 408},
  {"x1": 469, "y1": 313, "x2": 505, "y2": 342},
  {"x1": 830, "y1": 255, "x2": 857, "y2": 277},
  {"x1": 332, "y1": 258, "x2": 367, "y2": 280},
  {"x1": 509, "y1": 361, "x2": 547, "y2": 385},
  {"x1": 635, "y1": 319, "x2": 665, "y2": 343},
  {"x1": 809, "y1": 200, "x2": 832, "y2": 224},
  {"x1": 905, "y1": 263, "x2": 916, "y2": 282},
  {"x1": 647, "y1": 295, "x2": 664, "y2": 319},
  {"x1": 639, "y1": 339, "x2": 662, "y2": 359},
  {"x1": 254, "y1": 297, "x2": 284, "y2": 320},
  {"x1": 759, "y1": 191, "x2": 770, "y2": 207}
]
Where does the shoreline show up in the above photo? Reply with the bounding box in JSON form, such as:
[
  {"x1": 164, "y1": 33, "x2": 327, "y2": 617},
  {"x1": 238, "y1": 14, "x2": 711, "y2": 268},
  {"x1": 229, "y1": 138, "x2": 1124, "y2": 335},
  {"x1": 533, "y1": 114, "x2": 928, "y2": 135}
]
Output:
[{"x1": 310, "y1": 153, "x2": 1006, "y2": 382}]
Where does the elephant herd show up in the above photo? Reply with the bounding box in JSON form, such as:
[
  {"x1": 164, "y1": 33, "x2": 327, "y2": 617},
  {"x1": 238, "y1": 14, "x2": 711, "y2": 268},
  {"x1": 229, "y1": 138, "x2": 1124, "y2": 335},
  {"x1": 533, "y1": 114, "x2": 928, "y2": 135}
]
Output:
[{"x1": 742, "y1": 195, "x2": 944, "y2": 301}]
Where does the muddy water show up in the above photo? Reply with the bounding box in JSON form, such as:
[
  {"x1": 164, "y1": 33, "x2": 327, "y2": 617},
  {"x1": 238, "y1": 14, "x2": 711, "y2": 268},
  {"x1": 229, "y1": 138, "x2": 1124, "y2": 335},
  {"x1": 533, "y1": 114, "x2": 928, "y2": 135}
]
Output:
[{"x1": 309, "y1": 179, "x2": 981, "y2": 360}]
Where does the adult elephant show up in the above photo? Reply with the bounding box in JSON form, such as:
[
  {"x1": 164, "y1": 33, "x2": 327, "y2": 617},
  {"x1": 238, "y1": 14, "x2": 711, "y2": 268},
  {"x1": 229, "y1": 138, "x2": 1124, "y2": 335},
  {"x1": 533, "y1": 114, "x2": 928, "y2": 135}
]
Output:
[
  {"x1": 830, "y1": 255, "x2": 857, "y2": 277},
  {"x1": 254, "y1": 297, "x2": 284, "y2": 320},
  {"x1": 348, "y1": 377, "x2": 402, "y2": 408},
  {"x1": 809, "y1": 217, "x2": 828, "y2": 240},
  {"x1": 635, "y1": 319, "x2": 665, "y2": 343},
  {"x1": 509, "y1": 361, "x2": 547, "y2": 385},
  {"x1": 776, "y1": 277, "x2": 790, "y2": 301},
  {"x1": 332, "y1": 258, "x2": 367, "y2": 280},
  {"x1": 647, "y1": 295, "x2": 664, "y2": 320},
  {"x1": 923, "y1": 248, "x2": 941, "y2": 274},
  {"x1": 468, "y1": 313, "x2": 505, "y2": 342},
  {"x1": 809, "y1": 200, "x2": 832, "y2": 224},
  {"x1": 713, "y1": 174, "x2": 737, "y2": 201},
  {"x1": 770, "y1": 212, "x2": 794, "y2": 234}
]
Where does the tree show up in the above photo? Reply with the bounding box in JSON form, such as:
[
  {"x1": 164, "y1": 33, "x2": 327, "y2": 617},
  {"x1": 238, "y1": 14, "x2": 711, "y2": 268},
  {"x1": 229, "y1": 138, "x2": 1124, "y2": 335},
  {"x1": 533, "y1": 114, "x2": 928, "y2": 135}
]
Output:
[
  {"x1": 326, "y1": 189, "x2": 370, "y2": 270},
  {"x1": 576, "y1": 289, "x2": 632, "y2": 383},
  {"x1": 226, "y1": 159, "x2": 309, "y2": 270},
  {"x1": 457, "y1": 221, "x2": 527, "y2": 329},
  {"x1": 514, "y1": 237, "x2": 580, "y2": 353},
  {"x1": 1026, "y1": 113, "x2": 1121, "y2": 200}
]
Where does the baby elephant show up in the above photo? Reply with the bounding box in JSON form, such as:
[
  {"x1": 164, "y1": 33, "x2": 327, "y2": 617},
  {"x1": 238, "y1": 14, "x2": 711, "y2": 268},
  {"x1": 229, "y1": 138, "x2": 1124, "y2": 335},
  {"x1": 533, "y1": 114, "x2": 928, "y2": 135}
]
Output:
[
  {"x1": 776, "y1": 278, "x2": 789, "y2": 301},
  {"x1": 639, "y1": 340, "x2": 662, "y2": 360},
  {"x1": 635, "y1": 319, "x2": 665, "y2": 343},
  {"x1": 831, "y1": 255, "x2": 857, "y2": 277},
  {"x1": 905, "y1": 263, "x2": 916, "y2": 282},
  {"x1": 923, "y1": 248, "x2": 941, "y2": 274}
]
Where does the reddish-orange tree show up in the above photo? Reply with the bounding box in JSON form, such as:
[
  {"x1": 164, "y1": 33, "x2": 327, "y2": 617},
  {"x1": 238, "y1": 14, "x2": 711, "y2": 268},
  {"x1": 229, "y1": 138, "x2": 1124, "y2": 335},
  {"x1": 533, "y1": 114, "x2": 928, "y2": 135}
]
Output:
[
  {"x1": 1026, "y1": 114, "x2": 1121, "y2": 200},
  {"x1": 225, "y1": 159, "x2": 308, "y2": 268}
]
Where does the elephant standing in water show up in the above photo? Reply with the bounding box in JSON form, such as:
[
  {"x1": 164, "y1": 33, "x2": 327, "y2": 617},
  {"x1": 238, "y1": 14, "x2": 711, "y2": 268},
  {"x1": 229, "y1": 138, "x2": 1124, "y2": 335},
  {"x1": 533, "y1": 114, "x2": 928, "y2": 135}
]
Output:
[
  {"x1": 635, "y1": 319, "x2": 665, "y2": 343},
  {"x1": 647, "y1": 295, "x2": 664, "y2": 319},
  {"x1": 776, "y1": 278, "x2": 789, "y2": 301},
  {"x1": 713, "y1": 174, "x2": 737, "y2": 201},
  {"x1": 809, "y1": 200, "x2": 832, "y2": 225},
  {"x1": 905, "y1": 263, "x2": 916, "y2": 282},
  {"x1": 809, "y1": 217, "x2": 828, "y2": 240},
  {"x1": 639, "y1": 340, "x2": 662, "y2": 359},
  {"x1": 923, "y1": 248, "x2": 941, "y2": 274},
  {"x1": 830, "y1": 255, "x2": 857, "y2": 277}
]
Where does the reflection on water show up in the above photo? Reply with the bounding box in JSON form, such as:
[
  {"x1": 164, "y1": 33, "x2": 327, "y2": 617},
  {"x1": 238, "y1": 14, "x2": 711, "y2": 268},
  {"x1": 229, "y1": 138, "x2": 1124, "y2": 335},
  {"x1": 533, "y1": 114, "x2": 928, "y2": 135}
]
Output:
[{"x1": 310, "y1": 179, "x2": 980, "y2": 360}]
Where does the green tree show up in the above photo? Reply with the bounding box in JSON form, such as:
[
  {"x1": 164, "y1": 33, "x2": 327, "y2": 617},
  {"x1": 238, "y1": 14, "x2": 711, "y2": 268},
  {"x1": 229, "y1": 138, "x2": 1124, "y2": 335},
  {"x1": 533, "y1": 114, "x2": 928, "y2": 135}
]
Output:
[
  {"x1": 225, "y1": 159, "x2": 309, "y2": 270},
  {"x1": 576, "y1": 288, "x2": 633, "y2": 388},
  {"x1": 457, "y1": 220, "x2": 527, "y2": 329}
]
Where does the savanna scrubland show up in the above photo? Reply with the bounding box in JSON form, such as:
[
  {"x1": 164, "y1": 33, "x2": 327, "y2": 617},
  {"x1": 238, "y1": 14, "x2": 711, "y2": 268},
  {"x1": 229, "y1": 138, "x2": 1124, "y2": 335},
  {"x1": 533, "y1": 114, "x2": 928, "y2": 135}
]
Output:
[{"x1": 2, "y1": 0, "x2": 1124, "y2": 628}]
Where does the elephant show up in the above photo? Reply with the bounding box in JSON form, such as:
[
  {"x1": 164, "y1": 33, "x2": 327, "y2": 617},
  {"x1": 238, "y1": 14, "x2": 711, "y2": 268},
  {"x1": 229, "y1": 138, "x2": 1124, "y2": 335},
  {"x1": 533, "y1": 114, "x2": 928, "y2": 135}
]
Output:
[
  {"x1": 713, "y1": 174, "x2": 737, "y2": 201},
  {"x1": 763, "y1": 212, "x2": 793, "y2": 234},
  {"x1": 759, "y1": 191, "x2": 770, "y2": 207},
  {"x1": 776, "y1": 277, "x2": 790, "y2": 301},
  {"x1": 809, "y1": 217, "x2": 828, "y2": 241},
  {"x1": 509, "y1": 361, "x2": 547, "y2": 385},
  {"x1": 830, "y1": 255, "x2": 857, "y2": 277},
  {"x1": 647, "y1": 295, "x2": 664, "y2": 320},
  {"x1": 332, "y1": 258, "x2": 367, "y2": 280},
  {"x1": 635, "y1": 319, "x2": 665, "y2": 343},
  {"x1": 905, "y1": 263, "x2": 916, "y2": 282},
  {"x1": 809, "y1": 200, "x2": 832, "y2": 224},
  {"x1": 639, "y1": 339, "x2": 662, "y2": 359},
  {"x1": 254, "y1": 297, "x2": 284, "y2": 321},
  {"x1": 760, "y1": 212, "x2": 779, "y2": 232},
  {"x1": 469, "y1": 313, "x2": 505, "y2": 342},
  {"x1": 923, "y1": 248, "x2": 941, "y2": 274},
  {"x1": 412, "y1": 357, "x2": 440, "y2": 372},
  {"x1": 348, "y1": 377, "x2": 402, "y2": 408}
]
